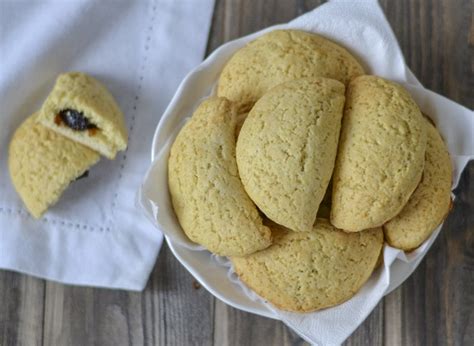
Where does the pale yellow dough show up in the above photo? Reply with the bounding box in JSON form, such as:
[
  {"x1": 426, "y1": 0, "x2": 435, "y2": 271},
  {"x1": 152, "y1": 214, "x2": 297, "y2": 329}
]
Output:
[
  {"x1": 38, "y1": 72, "x2": 127, "y2": 159},
  {"x1": 168, "y1": 97, "x2": 272, "y2": 256},
  {"x1": 384, "y1": 118, "x2": 452, "y2": 251},
  {"x1": 236, "y1": 78, "x2": 345, "y2": 233},
  {"x1": 232, "y1": 219, "x2": 383, "y2": 312},
  {"x1": 9, "y1": 113, "x2": 100, "y2": 218},
  {"x1": 218, "y1": 29, "x2": 364, "y2": 112},
  {"x1": 331, "y1": 75, "x2": 427, "y2": 232}
]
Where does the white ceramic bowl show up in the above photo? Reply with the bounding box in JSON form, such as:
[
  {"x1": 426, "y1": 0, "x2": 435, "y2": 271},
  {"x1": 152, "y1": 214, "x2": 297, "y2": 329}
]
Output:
[{"x1": 144, "y1": 23, "x2": 472, "y2": 322}]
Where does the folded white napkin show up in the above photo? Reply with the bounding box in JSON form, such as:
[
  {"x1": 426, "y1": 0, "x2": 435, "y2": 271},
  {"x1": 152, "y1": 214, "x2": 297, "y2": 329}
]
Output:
[
  {"x1": 140, "y1": 0, "x2": 474, "y2": 344},
  {"x1": 0, "y1": 0, "x2": 214, "y2": 290}
]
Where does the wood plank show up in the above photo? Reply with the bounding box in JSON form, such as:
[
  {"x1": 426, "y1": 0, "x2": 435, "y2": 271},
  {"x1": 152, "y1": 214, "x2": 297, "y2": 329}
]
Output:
[
  {"x1": 343, "y1": 303, "x2": 384, "y2": 346},
  {"x1": 43, "y1": 278, "x2": 143, "y2": 345},
  {"x1": 383, "y1": 287, "x2": 403, "y2": 346},
  {"x1": 0, "y1": 271, "x2": 44, "y2": 346},
  {"x1": 42, "y1": 244, "x2": 214, "y2": 346},
  {"x1": 213, "y1": 300, "x2": 306, "y2": 346},
  {"x1": 380, "y1": 0, "x2": 472, "y2": 108},
  {"x1": 214, "y1": 299, "x2": 308, "y2": 346},
  {"x1": 206, "y1": 0, "x2": 324, "y2": 49},
  {"x1": 148, "y1": 245, "x2": 214, "y2": 346}
]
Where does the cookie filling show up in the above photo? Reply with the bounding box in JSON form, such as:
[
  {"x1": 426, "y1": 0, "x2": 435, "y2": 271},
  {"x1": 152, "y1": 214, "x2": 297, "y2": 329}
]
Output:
[{"x1": 55, "y1": 109, "x2": 98, "y2": 133}]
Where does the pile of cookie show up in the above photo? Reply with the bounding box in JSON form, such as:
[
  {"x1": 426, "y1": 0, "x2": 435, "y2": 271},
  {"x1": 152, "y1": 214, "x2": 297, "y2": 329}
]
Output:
[
  {"x1": 9, "y1": 72, "x2": 127, "y2": 218},
  {"x1": 169, "y1": 30, "x2": 452, "y2": 312}
]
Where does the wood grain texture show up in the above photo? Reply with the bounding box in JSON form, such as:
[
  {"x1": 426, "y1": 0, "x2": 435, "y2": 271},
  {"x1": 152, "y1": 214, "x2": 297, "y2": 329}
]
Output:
[
  {"x1": 0, "y1": 271, "x2": 44, "y2": 346},
  {"x1": 0, "y1": 1, "x2": 472, "y2": 346},
  {"x1": 213, "y1": 300, "x2": 305, "y2": 346},
  {"x1": 41, "y1": 246, "x2": 215, "y2": 346}
]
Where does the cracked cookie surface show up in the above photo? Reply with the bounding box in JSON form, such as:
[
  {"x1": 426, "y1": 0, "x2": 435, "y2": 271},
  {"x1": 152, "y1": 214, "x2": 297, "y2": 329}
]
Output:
[
  {"x1": 8, "y1": 113, "x2": 100, "y2": 218},
  {"x1": 331, "y1": 75, "x2": 427, "y2": 232},
  {"x1": 168, "y1": 97, "x2": 272, "y2": 256},
  {"x1": 236, "y1": 78, "x2": 345, "y2": 233},
  {"x1": 384, "y1": 118, "x2": 452, "y2": 250},
  {"x1": 232, "y1": 219, "x2": 383, "y2": 312},
  {"x1": 217, "y1": 29, "x2": 364, "y2": 112}
]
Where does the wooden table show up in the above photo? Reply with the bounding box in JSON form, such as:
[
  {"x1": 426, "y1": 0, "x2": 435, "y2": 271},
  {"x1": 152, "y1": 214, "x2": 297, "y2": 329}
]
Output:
[{"x1": 1, "y1": 1, "x2": 472, "y2": 345}]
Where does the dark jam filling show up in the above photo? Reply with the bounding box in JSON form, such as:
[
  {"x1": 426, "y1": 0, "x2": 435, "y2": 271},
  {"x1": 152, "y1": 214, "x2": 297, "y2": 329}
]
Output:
[{"x1": 56, "y1": 109, "x2": 98, "y2": 131}]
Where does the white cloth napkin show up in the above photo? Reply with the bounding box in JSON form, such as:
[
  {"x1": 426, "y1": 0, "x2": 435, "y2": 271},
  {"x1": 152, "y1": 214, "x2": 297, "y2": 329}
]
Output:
[
  {"x1": 0, "y1": 0, "x2": 214, "y2": 290},
  {"x1": 140, "y1": 0, "x2": 474, "y2": 344}
]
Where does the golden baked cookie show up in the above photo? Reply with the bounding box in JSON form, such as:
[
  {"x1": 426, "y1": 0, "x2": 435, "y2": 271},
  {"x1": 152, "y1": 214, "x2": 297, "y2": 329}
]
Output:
[
  {"x1": 236, "y1": 78, "x2": 345, "y2": 233},
  {"x1": 38, "y1": 72, "x2": 127, "y2": 159},
  {"x1": 232, "y1": 219, "x2": 383, "y2": 312},
  {"x1": 217, "y1": 29, "x2": 364, "y2": 112},
  {"x1": 168, "y1": 97, "x2": 272, "y2": 256},
  {"x1": 384, "y1": 118, "x2": 452, "y2": 251},
  {"x1": 331, "y1": 76, "x2": 427, "y2": 232},
  {"x1": 8, "y1": 113, "x2": 100, "y2": 218}
]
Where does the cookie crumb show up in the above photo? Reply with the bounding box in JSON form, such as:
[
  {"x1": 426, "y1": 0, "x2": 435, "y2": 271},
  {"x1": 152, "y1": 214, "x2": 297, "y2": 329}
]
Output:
[{"x1": 192, "y1": 280, "x2": 201, "y2": 290}]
